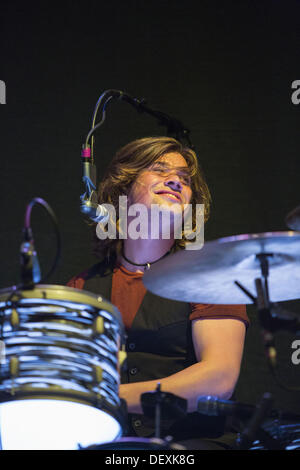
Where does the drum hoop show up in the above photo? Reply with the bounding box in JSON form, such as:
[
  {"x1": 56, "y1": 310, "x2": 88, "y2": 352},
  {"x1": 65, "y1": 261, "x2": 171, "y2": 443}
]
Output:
[{"x1": 0, "y1": 284, "x2": 124, "y2": 338}]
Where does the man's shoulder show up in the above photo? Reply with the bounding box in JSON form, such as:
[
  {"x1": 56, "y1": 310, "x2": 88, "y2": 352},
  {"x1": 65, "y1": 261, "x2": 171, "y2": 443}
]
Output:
[{"x1": 66, "y1": 258, "x2": 113, "y2": 289}]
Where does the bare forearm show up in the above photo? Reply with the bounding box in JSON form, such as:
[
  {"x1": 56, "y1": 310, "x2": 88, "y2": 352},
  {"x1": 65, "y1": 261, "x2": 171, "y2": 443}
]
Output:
[{"x1": 119, "y1": 361, "x2": 238, "y2": 414}]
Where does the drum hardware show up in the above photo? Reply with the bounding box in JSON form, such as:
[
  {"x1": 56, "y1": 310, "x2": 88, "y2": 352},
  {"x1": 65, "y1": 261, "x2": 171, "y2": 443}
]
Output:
[
  {"x1": 234, "y1": 253, "x2": 300, "y2": 371},
  {"x1": 20, "y1": 197, "x2": 61, "y2": 290},
  {"x1": 82, "y1": 384, "x2": 188, "y2": 450},
  {"x1": 83, "y1": 384, "x2": 187, "y2": 450},
  {"x1": 234, "y1": 392, "x2": 285, "y2": 450},
  {"x1": 92, "y1": 315, "x2": 104, "y2": 337},
  {"x1": 233, "y1": 255, "x2": 300, "y2": 393},
  {"x1": 242, "y1": 407, "x2": 300, "y2": 450},
  {"x1": 141, "y1": 382, "x2": 187, "y2": 440},
  {"x1": 257, "y1": 419, "x2": 300, "y2": 450},
  {"x1": 285, "y1": 204, "x2": 300, "y2": 231},
  {"x1": 197, "y1": 394, "x2": 300, "y2": 450}
]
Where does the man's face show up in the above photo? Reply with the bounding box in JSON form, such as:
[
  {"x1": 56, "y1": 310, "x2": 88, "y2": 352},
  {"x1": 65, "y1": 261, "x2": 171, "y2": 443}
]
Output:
[
  {"x1": 126, "y1": 152, "x2": 193, "y2": 239},
  {"x1": 128, "y1": 152, "x2": 192, "y2": 209}
]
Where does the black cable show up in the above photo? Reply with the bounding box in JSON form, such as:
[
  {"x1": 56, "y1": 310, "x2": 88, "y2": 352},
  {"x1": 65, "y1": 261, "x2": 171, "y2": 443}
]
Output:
[
  {"x1": 24, "y1": 197, "x2": 61, "y2": 284},
  {"x1": 85, "y1": 90, "x2": 124, "y2": 160}
]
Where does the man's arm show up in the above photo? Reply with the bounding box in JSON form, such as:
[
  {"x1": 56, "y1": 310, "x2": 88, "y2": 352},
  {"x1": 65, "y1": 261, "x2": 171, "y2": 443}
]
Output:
[{"x1": 119, "y1": 318, "x2": 246, "y2": 414}]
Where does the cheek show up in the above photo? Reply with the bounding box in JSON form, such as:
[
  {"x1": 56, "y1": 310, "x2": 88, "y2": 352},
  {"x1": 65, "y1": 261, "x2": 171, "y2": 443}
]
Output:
[
  {"x1": 128, "y1": 176, "x2": 154, "y2": 205},
  {"x1": 184, "y1": 188, "x2": 192, "y2": 204}
]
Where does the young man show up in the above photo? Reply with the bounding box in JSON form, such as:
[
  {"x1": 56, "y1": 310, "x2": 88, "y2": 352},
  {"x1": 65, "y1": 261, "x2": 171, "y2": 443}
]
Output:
[{"x1": 68, "y1": 136, "x2": 249, "y2": 449}]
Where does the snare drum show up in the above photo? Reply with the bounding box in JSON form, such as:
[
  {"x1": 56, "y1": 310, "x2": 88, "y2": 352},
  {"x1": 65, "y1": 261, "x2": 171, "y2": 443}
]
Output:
[{"x1": 0, "y1": 284, "x2": 124, "y2": 450}]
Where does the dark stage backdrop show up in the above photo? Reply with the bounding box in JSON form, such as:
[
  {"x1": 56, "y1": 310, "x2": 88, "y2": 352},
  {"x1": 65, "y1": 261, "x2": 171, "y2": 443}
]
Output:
[{"x1": 1, "y1": 0, "x2": 300, "y2": 417}]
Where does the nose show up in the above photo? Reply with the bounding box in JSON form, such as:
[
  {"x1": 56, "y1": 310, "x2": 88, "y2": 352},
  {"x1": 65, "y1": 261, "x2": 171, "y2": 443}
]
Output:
[{"x1": 164, "y1": 176, "x2": 182, "y2": 193}]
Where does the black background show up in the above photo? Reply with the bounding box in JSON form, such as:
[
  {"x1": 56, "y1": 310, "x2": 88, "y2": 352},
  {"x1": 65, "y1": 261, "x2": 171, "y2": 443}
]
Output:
[{"x1": 1, "y1": 0, "x2": 300, "y2": 417}]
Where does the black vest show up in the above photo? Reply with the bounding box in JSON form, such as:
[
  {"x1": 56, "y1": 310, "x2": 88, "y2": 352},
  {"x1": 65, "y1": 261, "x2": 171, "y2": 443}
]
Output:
[{"x1": 83, "y1": 259, "x2": 226, "y2": 441}]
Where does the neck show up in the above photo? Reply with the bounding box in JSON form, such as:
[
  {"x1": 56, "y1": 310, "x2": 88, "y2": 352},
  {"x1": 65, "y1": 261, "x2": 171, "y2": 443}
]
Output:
[{"x1": 119, "y1": 238, "x2": 174, "y2": 273}]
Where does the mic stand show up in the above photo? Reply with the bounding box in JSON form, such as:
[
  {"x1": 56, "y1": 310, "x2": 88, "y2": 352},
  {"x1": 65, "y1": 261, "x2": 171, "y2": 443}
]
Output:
[
  {"x1": 19, "y1": 198, "x2": 61, "y2": 290},
  {"x1": 120, "y1": 94, "x2": 193, "y2": 148}
]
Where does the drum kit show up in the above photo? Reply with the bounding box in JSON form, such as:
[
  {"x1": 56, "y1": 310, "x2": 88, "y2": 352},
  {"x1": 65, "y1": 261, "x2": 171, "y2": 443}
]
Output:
[{"x1": 0, "y1": 200, "x2": 300, "y2": 450}]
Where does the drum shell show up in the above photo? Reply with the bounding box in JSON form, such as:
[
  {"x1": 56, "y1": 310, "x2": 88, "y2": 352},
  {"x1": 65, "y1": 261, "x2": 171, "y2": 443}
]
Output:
[{"x1": 0, "y1": 284, "x2": 125, "y2": 449}]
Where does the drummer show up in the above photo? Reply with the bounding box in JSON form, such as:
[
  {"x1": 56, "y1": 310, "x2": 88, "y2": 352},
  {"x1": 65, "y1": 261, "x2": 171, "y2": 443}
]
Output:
[{"x1": 68, "y1": 136, "x2": 249, "y2": 450}]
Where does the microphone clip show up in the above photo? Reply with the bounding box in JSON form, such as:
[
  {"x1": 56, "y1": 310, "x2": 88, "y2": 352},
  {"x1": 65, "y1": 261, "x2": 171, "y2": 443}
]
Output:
[{"x1": 20, "y1": 227, "x2": 41, "y2": 289}]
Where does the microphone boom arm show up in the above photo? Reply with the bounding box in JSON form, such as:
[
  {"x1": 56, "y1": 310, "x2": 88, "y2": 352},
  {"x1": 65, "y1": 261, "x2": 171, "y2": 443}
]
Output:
[{"x1": 80, "y1": 89, "x2": 194, "y2": 223}]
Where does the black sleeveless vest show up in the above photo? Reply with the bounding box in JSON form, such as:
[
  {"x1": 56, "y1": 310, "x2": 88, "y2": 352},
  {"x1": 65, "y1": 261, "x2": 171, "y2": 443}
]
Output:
[{"x1": 83, "y1": 259, "x2": 226, "y2": 441}]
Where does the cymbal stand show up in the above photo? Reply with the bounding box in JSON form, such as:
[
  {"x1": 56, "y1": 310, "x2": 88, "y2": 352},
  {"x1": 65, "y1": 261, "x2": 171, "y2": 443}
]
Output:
[
  {"x1": 235, "y1": 253, "x2": 276, "y2": 369},
  {"x1": 235, "y1": 254, "x2": 300, "y2": 390},
  {"x1": 235, "y1": 392, "x2": 284, "y2": 450}
]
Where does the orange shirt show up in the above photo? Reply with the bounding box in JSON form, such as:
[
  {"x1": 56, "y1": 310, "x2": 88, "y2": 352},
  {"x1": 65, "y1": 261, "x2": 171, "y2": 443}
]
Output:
[
  {"x1": 68, "y1": 264, "x2": 249, "y2": 330},
  {"x1": 112, "y1": 264, "x2": 249, "y2": 330}
]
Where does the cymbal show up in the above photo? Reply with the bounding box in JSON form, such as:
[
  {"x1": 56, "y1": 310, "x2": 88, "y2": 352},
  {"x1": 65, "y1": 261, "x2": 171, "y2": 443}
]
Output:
[
  {"x1": 143, "y1": 231, "x2": 300, "y2": 304},
  {"x1": 286, "y1": 205, "x2": 300, "y2": 231}
]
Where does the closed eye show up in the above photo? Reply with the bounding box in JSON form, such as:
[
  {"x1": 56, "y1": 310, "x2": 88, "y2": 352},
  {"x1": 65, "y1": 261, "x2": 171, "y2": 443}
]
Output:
[{"x1": 150, "y1": 163, "x2": 191, "y2": 185}]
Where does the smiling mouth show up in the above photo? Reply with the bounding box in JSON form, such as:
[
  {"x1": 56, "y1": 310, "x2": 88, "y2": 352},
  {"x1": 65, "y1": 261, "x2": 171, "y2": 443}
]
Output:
[{"x1": 155, "y1": 191, "x2": 181, "y2": 202}]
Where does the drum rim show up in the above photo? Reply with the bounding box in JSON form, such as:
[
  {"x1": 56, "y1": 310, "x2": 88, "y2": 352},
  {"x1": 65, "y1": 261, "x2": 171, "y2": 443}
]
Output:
[{"x1": 0, "y1": 284, "x2": 123, "y2": 329}]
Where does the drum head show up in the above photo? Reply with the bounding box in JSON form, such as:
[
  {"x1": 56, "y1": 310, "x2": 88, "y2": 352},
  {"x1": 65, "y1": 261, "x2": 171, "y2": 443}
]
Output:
[{"x1": 0, "y1": 399, "x2": 122, "y2": 450}]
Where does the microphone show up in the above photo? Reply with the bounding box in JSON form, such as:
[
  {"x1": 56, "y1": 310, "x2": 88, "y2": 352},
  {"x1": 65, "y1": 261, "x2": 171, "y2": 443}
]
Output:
[
  {"x1": 197, "y1": 396, "x2": 256, "y2": 420},
  {"x1": 285, "y1": 205, "x2": 300, "y2": 231},
  {"x1": 80, "y1": 145, "x2": 109, "y2": 223}
]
